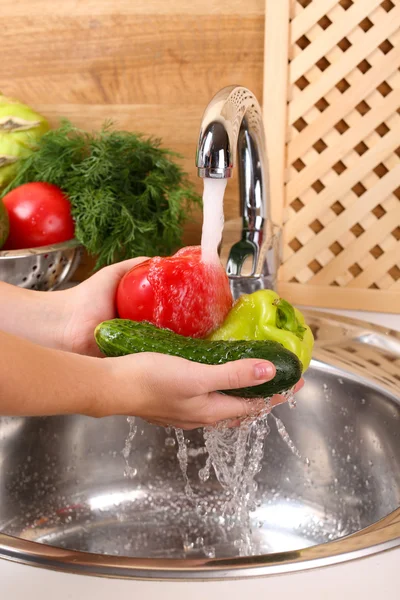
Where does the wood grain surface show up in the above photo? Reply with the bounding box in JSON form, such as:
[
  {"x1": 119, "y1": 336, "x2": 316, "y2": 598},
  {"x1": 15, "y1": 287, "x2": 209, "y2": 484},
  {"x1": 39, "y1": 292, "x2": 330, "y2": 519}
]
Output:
[
  {"x1": 263, "y1": 0, "x2": 400, "y2": 312},
  {"x1": 1, "y1": 0, "x2": 265, "y2": 278}
]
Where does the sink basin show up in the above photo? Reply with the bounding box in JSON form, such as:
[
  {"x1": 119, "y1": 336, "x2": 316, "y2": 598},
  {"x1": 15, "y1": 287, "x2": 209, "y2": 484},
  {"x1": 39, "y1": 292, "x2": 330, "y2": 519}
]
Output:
[{"x1": 0, "y1": 311, "x2": 399, "y2": 579}]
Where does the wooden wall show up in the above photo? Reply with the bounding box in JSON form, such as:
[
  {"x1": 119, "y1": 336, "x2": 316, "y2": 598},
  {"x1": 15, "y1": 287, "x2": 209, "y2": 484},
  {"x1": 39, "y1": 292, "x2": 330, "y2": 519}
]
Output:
[{"x1": 1, "y1": 0, "x2": 265, "y2": 264}]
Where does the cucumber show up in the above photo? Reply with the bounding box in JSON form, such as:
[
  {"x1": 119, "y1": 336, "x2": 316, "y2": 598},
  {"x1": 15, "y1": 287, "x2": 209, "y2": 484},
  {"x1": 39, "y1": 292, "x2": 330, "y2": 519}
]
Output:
[{"x1": 95, "y1": 320, "x2": 302, "y2": 398}]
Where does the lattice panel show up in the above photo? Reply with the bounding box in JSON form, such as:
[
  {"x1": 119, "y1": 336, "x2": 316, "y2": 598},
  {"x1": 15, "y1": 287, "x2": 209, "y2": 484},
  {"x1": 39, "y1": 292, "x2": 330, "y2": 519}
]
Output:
[{"x1": 264, "y1": 0, "x2": 400, "y2": 312}]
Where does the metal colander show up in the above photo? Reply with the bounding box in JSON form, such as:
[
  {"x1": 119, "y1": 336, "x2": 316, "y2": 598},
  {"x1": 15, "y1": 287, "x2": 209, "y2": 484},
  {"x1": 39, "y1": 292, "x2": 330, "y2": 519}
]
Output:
[{"x1": 0, "y1": 239, "x2": 82, "y2": 291}]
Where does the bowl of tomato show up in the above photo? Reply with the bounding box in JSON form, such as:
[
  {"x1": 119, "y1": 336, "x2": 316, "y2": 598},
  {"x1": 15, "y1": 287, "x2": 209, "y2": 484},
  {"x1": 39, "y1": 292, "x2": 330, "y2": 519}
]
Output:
[{"x1": 0, "y1": 182, "x2": 82, "y2": 290}]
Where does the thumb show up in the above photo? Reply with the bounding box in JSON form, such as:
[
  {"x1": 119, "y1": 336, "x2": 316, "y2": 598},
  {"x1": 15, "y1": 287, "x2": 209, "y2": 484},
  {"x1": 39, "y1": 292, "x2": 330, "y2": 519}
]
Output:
[
  {"x1": 99, "y1": 256, "x2": 150, "y2": 282},
  {"x1": 183, "y1": 358, "x2": 276, "y2": 396}
]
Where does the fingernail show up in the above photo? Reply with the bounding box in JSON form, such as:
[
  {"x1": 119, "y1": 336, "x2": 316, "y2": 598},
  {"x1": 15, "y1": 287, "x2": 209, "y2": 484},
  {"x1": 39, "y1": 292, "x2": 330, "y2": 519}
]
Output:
[{"x1": 254, "y1": 362, "x2": 275, "y2": 380}]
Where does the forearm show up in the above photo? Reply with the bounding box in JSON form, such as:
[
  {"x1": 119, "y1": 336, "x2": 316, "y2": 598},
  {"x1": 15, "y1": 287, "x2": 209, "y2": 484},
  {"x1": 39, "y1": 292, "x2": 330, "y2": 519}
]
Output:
[
  {"x1": 0, "y1": 329, "x2": 106, "y2": 417},
  {"x1": 0, "y1": 282, "x2": 67, "y2": 350}
]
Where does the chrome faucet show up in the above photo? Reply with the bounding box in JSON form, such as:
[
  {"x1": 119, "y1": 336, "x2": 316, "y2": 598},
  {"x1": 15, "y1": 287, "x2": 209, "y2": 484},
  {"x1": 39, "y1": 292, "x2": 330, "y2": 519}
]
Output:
[{"x1": 196, "y1": 85, "x2": 280, "y2": 300}]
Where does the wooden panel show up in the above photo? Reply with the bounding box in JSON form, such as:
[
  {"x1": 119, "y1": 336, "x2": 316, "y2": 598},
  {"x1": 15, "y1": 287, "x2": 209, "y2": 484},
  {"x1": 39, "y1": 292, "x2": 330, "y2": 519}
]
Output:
[
  {"x1": 264, "y1": 0, "x2": 400, "y2": 312},
  {"x1": 263, "y1": 0, "x2": 290, "y2": 226},
  {"x1": 2, "y1": 15, "x2": 264, "y2": 106},
  {"x1": 278, "y1": 282, "x2": 400, "y2": 314},
  {"x1": 1, "y1": 0, "x2": 265, "y2": 17},
  {"x1": 1, "y1": 0, "x2": 265, "y2": 260},
  {"x1": 289, "y1": 0, "x2": 383, "y2": 84}
]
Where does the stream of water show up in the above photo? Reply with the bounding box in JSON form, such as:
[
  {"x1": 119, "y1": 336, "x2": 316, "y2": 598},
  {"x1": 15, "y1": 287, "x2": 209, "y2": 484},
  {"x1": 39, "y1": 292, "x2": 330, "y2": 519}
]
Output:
[
  {"x1": 200, "y1": 177, "x2": 227, "y2": 264},
  {"x1": 122, "y1": 179, "x2": 305, "y2": 557}
]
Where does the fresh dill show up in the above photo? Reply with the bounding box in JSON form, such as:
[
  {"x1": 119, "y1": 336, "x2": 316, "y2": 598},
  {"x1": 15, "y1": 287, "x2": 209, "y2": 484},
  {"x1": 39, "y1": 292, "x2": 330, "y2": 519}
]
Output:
[{"x1": 2, "y1": 120, "x2": 201, "y2": 269}]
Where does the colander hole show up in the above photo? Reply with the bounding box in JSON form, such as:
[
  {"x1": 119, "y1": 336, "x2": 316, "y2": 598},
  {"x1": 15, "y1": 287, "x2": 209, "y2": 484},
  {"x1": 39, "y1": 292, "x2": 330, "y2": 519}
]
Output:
[
  {"x1": 44, "y1": 254, "x2": 49, "y2": 259},
  {"x1": 48, "y1": 263, "x2": 53, "y2": 268},
  {"x1": 32, "y1": 265, "x2": 37, "y2": 271},
  {"x1": 36, "y1": 274, "x2": 41, "y2": 279},
  {"x1": 22, "y1": 277, "x2": 27, "y2": 282},
  {"x1": 52, "y1": 269, "x2": 56, "y2": 275}
]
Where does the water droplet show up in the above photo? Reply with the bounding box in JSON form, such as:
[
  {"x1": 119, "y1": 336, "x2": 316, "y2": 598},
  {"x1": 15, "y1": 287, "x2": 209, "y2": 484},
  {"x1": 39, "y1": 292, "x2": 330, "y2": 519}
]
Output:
[{"x1": 204, "y1": 545, "x2": 216, "y2": 558}]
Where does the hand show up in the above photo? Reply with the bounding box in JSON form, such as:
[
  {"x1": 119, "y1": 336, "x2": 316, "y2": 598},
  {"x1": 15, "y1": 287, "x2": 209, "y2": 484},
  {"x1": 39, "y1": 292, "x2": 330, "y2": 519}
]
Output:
[
  {"x1": 95, "y1": 352, "x2": 304, "y2": 429},
  {"x1": 60, "y1": 257, "x2": 148, "y2": 356}
]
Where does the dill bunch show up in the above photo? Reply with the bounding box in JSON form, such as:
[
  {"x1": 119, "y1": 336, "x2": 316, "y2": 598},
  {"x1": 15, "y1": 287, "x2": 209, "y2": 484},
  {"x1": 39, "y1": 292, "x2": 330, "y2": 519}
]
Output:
[{"x1": 2, "y1": 120, "x2": 201, "y2": 269}]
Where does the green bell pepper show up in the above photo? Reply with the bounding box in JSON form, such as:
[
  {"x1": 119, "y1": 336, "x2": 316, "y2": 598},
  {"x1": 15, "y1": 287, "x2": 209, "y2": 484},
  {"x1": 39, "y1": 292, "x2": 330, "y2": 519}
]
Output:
[{"x1": 209, "y1": 290, "x2": 314, "y2": 372}]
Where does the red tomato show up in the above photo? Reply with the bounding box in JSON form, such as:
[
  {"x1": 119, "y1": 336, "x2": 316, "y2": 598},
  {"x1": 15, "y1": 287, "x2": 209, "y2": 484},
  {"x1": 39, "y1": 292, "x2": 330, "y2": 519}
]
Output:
[
  {"x1": 117, "y1": 246, "x2": 233, "y2": 338},
  {"x1": 2, "y1": 182, "x2": 75, "y2": 250},
  {"x1": 116, "y1": 259, "x2": 155, "y2": 323}
]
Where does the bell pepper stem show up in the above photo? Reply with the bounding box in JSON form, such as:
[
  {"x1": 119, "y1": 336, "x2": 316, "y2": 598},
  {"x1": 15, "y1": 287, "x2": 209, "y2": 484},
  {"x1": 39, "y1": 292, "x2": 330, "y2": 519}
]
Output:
[{"x1": 273, "y1": 298, "x2": 306, "y2": 341}]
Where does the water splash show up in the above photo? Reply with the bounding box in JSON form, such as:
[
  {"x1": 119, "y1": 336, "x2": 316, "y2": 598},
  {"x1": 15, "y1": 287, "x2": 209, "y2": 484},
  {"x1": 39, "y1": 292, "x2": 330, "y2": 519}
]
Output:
[
  {"x1": 122, "y1": 417, "x2": 138, "y2": 479},
  {"x1": 270, "y1": 414, "x2": 302, "y2": 461},
  {"x1": 174, "y1": 401, "x2": 269, "y2": 555},
  {"x1": 175, "y1": 429, "x2": 196, "y2": 500},
  {"x1": 284, "y1": 389, "x2": 297, "y2": 410},
  {"x1": 173, "y1": 391, "x2": 307, "y2": 555}
]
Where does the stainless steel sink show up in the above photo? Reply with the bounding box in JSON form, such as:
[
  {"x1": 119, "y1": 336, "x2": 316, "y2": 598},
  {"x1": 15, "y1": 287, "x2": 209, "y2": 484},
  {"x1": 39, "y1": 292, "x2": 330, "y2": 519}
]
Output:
[{"x1": 0, "y1": 311, "x2": 399, "y2": 580}]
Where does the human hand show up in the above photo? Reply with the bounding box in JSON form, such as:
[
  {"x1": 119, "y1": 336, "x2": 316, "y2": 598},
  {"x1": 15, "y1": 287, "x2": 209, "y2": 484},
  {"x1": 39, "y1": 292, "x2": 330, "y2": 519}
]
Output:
[
  {"x1": 94, "y1": 352, "x2": 304, "y2": 429},
  {"x1": 59, "y1": 257, "x2": 149, "y2": 356}
]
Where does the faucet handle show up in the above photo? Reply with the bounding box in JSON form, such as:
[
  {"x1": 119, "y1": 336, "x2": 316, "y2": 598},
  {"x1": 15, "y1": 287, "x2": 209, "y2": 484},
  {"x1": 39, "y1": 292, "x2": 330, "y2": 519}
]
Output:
[{"x1": 226, "y1": 221, "x2": 281, "y2": 300}]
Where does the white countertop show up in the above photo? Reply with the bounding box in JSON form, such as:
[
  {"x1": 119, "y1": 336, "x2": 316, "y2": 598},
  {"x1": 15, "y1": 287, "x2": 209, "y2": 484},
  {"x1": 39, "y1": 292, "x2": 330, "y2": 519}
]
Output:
[{"x1": 302, "y1": 307, "x2": 400, "y2": 331}]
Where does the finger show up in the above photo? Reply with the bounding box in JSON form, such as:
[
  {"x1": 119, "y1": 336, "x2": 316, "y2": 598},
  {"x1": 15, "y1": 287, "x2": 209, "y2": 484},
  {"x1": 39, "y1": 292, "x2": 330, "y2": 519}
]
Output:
[
  {"x1": 189, "y1": 393, "x2": 269, "y2": 425},
  {"x1": 269, "y1": 394, "x2": 288, "y2": 409},
  {"x1": 101, "y1": 256, "x2": 150, "y2": 281},
  {"x1": 146, "y1": 419, "x2": 206, "y2": 431},
  {"x1": 145, "y1": 419, "x2": 168, "y2": 428},
  {"x1": 173, "y1": 423, "x2": 206, "y2": 430},
  {"x1": 180, "y1": 358, "x2": 276, "y2": 397},
  {"x1": 226, "y1": 418, "x2": 242, "y2": 428},
  {"x1": 293, "y1": 378, "x2": 305, "y2": 393}
]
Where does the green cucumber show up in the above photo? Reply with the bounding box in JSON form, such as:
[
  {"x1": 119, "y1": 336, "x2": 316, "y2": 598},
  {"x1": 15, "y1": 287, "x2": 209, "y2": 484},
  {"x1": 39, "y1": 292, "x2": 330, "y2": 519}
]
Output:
[{"x1": 95, "y1": 320, "x2": 302, "y2": 398}]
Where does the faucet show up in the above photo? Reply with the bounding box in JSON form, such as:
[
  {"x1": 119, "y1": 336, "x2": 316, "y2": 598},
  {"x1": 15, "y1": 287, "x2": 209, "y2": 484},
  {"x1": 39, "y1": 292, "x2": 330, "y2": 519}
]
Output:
[{"x1": 196, "y1": 85, "x2": 280, "y2": 300}]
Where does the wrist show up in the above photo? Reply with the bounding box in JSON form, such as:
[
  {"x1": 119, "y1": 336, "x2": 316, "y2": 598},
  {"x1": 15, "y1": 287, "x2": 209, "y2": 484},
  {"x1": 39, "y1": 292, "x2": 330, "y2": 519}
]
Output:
[
  {"x1": 86, "y1": 355, "x2": 144, "y2": 419},
  {"x1": 42, "y1": 289, "x2": 73, "y2": 351},
  {"x1": 50, "y1": 287, "x2": 82, "y2": 353},
  {"x1": 0, "y1": 282, "x2": 71, "y2": 351},
  {"x1": 56, "y1": 353, "x2": 116, "y2": 418},
  {"x1": 74, "y1": 356, "x2": 111, "y2": 418},
  {"x1": 80, "y1": 356, "x2": 118, "y2": 418}
]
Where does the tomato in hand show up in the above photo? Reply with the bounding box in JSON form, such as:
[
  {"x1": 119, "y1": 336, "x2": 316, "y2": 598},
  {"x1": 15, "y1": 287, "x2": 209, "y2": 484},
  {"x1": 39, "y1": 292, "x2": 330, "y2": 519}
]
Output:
[
  {"x1": 2, "y1": 182, "x2": 75, "y2": 250},
  {"x1": 117, "y1": 259, "x2": 155, "y2": 323},
  {"x1": 117, "y1": 246, "x2": 233, "y2": 338}
]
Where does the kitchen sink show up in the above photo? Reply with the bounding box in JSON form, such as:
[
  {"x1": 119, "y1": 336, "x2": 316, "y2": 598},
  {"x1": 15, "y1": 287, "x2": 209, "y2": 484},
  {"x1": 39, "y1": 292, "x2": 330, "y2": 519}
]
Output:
[{"x1": 0, "y1": 311, "x2": 399, "y2": 579}]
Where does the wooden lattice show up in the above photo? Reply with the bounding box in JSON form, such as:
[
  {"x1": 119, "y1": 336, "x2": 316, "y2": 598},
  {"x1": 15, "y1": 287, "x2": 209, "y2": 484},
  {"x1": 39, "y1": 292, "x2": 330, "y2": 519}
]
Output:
[{"x1": 264, "y1": 0, "x2": 400, "y2": 312}]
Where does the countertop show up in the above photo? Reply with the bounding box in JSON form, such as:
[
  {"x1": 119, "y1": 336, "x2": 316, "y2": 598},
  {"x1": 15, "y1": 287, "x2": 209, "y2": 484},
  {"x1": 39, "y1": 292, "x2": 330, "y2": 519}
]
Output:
[{"x1": 301, "y1": 307, "x2": 400, "y2": 331}]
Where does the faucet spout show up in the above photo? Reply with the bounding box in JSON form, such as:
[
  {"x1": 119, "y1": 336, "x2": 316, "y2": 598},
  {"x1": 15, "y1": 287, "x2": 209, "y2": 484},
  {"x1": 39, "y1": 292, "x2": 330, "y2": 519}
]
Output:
[{"x1": 196, "y1": 86, "x2": 279, "y2": 299}]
